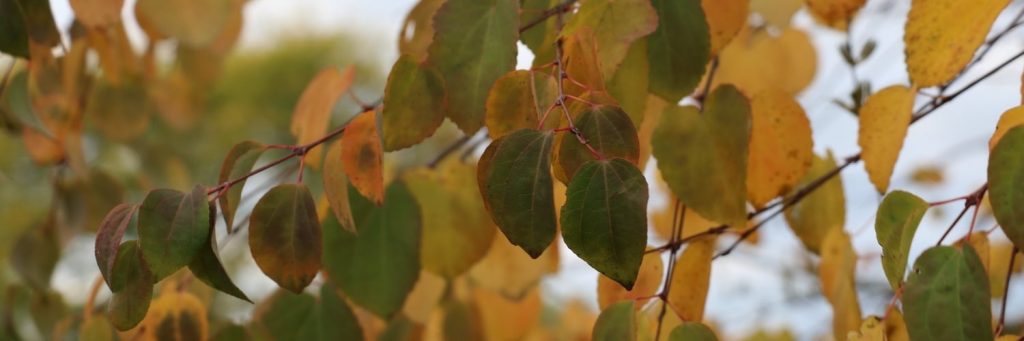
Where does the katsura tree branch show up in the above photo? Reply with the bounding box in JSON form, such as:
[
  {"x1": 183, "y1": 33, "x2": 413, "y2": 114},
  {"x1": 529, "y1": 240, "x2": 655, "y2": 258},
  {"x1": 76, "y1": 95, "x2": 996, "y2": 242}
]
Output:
[
  {"x1": 935, "y1": 183, "x2": 988, "y2": 246},
  {"x1": 997, "y1": 246, "x2": 1019, "y2": 335},
  {"x1": 653, "y1": 200, "x2": 685, "y2": 341},
  {"x1": 518, "y1": 0, "x2": 578, "y2": 34}
]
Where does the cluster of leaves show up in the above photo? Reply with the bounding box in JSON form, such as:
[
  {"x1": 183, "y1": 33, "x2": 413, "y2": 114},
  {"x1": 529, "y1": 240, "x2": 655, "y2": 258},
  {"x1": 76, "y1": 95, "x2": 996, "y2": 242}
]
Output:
[{"x1": 4, "y1": 0, "x2": 1024, "y2": 339}]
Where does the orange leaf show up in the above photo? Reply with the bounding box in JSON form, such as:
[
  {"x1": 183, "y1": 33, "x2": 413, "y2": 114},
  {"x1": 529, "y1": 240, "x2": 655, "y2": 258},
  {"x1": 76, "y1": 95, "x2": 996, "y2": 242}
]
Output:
[{"x1": 341, "y1": 110, "x2": 384, "y2": 205}]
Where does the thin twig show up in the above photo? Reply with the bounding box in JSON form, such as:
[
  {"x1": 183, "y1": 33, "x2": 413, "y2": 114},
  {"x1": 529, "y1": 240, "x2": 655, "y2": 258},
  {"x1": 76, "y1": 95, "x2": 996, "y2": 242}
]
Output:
[
  {"x1": 997, "y1": 247, "x2": 1018, "y2": 335},
  {"x1": 518, "y1": 0, "x2": 578, "y2": 34},
  {"x1": 654, "y1": 201, "x2": 685, "y2": 341}
]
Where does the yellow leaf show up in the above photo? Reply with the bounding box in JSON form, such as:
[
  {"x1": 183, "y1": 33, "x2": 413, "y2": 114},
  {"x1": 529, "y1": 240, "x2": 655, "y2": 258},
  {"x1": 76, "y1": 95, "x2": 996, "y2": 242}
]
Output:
[
  {"x1": 637, "y1": 300, "x2": 682, "y2": 341},
  {"x1": 341, "y1": 110, "x2": 384, "y2": 205},
  {"x1": 804, "y1": 0, "x2": 865, "y2": 30},
  {"x1": 21, "y1": 127, "x2": 64, "y2": 166},
  {"x1": 597, "y1": 249, "x2": 664, "y2": 310},
  {"x1": 883, "y1": 309, "x2": 910, "y2": 341},
  {"x1": 819, "y1": 228, "x2": 861, "y2": 340},
  {"x1": 714, "y1": 27, "x2": 816, "y2": 95},
  {"x1": 637, "y1": 95, "x2": 668, "y2": 170},
  {"x1": 290, "y1": 66, "x2": 355, "y2": 167},
  {"x1": 858, "y1": 85, "x2": 915, "y2": 193},
  {"x1": 750, "y1": 0, "x2": 802, "y2": 27},
  {"x1": 667, "y1": 236, "x2": 715, "y2": 322},
  {"x1": 956, "y1": 232, "x2": 990, "y2": 274},
  {"x1": 323, "y1": 139, "x2": 355, "y2": 232},
  {"x1": 133, "y1": 291, "x2": 208, "y2": 340},
  {"x1": 904, "y1": 0, "x2": 1010, "y2": 87},
  {"x1": 562, "y1": 28, "x2": 607, "y2": 96},
  {"x1": 746, "y1": 89, "x2": 813, "y2": 208},
  {"x1": 989, "y1": 241, "x2": 1023, "y2": 298},
  {"x1": 783, "y1": 152, "x2": 845, "y2": 253},
  {"x1": 556, "y1": 300, "x2": 597, "y2": 340},
  {"x1": 702, "y1": 0, "x2": 749, "y2": 55},
  {"x1": 474, "y1": 287, "x2": 541, "y2": 341},
  {"x1": 990, "y1": 106, "x2": 1024, "y2": 150},
  {"x1": 485, "y1": 70, "x2": 559, "y2": 139},
  {"x1": 848, "y1": 316, "x2": 884, "y2": 341},
  {"x1": 401, "y1": 271, "x2": 446, "y2": 325},
  {"x1": 468, "y1": 234, "x2": 554, "y2": 299}
]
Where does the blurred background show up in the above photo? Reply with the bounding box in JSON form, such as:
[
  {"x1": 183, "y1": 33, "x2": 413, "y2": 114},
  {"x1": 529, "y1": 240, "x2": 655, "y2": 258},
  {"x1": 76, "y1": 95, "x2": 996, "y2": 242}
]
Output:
[{"x1": 2, "y1": 0, "x2": 1024, "y2": 339}]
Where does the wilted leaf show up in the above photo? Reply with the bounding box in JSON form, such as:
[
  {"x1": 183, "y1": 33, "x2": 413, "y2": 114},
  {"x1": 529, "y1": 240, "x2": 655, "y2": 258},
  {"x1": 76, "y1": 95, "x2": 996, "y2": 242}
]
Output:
[
  {"x1": 291, "y1": 66, "x2": 355, "y2": 167},
  {"x1": 323, "y1": 139, "x2": 355, "y2": 232},
  {"x1": 647, "y1": 0, "x2": 710, "y2": 102},
  {"x1": 556, "y1": 105, "x2": 641, "y2": 182},
  {"x1": 875, "y1": 190, "x2": 928, "y2": 291},
  {"x1": 478, "y1": 128, "x2": 557, "y2": 258},
  {"x1": 653, "y1": 85, "x2": 750, "y2": 228},
  {"x1": 819, "y1": 228, "x2": 861, "y2": 340},
  {"x1": 562, "y1": 159, "x2": 648, "y2": 288},
  {"x1": 188, "y1": 203, "x2": 250, "y2": 303},
  {"x1": 903, "y1": 245, "x2": 992, "y2": 341},
  {"x1": 108, "y1": 241, "x2": 154, "y2": 331},
  {"x1": 485, "y1": 70, "x2": 559, "y2": 139},
  {"x1": 669, "y1": 322, "x2": 718, "y2": 341},
  {"x1": 95, "y1": 203, "x2": 137, "y2": 289},
  {"x1": 563, "y1": 0, "x2": 657, "y2": 79},
  {"x1": 217, "y1": 140, "x2": 265, "y2": 233},
  {"x1": 381, "y1": 55, "x2": 446, "y2": 151},
  {"x1": 805, "y1": 0, "x2": 865, "y2": 30},
  {"x1": 138, "y1": 186, "x2": 210, "y2": 280},
  {"x1": 593, "y1": 301, "x2": 636, "y2": 341},
  {"x1": 249, "y1": 184, "x2": 322, "y2": 293},
  {"x1": 701, "y1": 0, "x2": 748, "y2": 55},
  {"x1": 989, "y1": 106, "x2": 1024, "y2": 150},
  {"x1": 426, "y1": 0, "x2": 519, "y2": 134},
  {"x1": 323, "y1": 182, "x2": 422, "y2": 319},
  {"x1": 135, "y1": 0, "x2": 233, "y2": 47},
  {"x1": 904, "y1": 0, "x2": 1010, "y2": 87},
  {"x1": 598, "y1": 251, "x2": 663, "y2": 310},
  {"x1": 990, "y1": 126, "x2": 1024, "y2": 251},
  {"x1": 667, "y1": 236, "x2": 714, "y2": 322},
  {"x1": 783, "y1": 152, "x2": 846, "y2": 253},
  {"x1": 746, "y1": 89, "x2": 813, "y2": 208},
  {"x1": 341, "y1": 110, "x2": 384, "y2": 205},
  {"x1": 859, "y1": 85, "x2": 915, "y2": 193},
  {"x1": 135, "y1": 291, "x2": 208, "y2": 340}
]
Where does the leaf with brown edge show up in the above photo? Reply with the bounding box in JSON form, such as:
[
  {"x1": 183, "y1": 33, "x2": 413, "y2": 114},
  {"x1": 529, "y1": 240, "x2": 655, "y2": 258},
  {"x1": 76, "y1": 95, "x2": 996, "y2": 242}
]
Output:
[
  {"x1": 485, "y1": 70, "x2": 559, "y2": 139},
  {"x1": 381, "y1": 55, "x2": 446, "y2": 151},
  {"x1": 138, "y1": 185, "x2": 210, "y2": 280},
  {"x1": 747, "y1": 89, "x2": 813, "y2": 208},
  {"x1": 556, "y1": 105, "x2": 640, "y2": 182},
  {"x1": 858, "y1": 85, "x2": 915, "y2": 194},
  {"x1": 108, "y1": 241, "x2": 153, "y2": 331},
  {"x1": 341, "y1": 110, "x2": 384, "y2": 205},
  {"x1": 188, "y1": 203, "x2": 250, "y2": 303},
  {"x1": 217, "y1": 140, "x2": 266, "y2": 233},
  {"x1": 290, "y1": 66, "x2": 355, "y2": 167},
  {"x1": 667, "y1": 236, "x2": 714, "y2": 322},
  {"x1": 478, "y1": 128, "x2": 557, "y2": 258},
  {"x1": 322, "y1": 139, "x2": 355, "y2": 233},
  {"x1": 249, "y1": 183, "x2": 322, "y2": 293},
  {"x1": 563, "y1": 0, "x2": 658, "y2": 79},
  {"x1": 95, "y1": 203, "x2": 137, "y2": 290},
  {"x1": 904, "y1": 0, "x2": 1009, "y2": 87}
]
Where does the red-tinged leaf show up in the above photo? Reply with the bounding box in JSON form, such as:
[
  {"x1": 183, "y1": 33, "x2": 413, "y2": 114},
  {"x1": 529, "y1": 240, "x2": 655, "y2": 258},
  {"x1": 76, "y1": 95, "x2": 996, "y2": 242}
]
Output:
[
  {"x1": 341, "y1": 110, "x2": 384, "y2": 205},
  {"x1": 108, "y1": 241, "x2": 154, "y2": 331},
  {"x1": 478, "y1": 128, "x2": 557, "y2": 258},
  {"x1": 249, "y1": 183, "x2": 322, "y2": 293},
  {"x1": 188, "y1": 203, "x2": 250, "y2": 303},
  {"x1": 0, "y1": 0, "x2": 30, "y2": 58},
  {"x1": 556, "y1": 105, "x2": 640, "y2": 182},
  {"x1": 95, "y1": 203, "x2": 138, "y2": 290},
  {"x1": 290, "y1": 66, "x2": 356, "y2": 167},
  {"x1": 323, "y1": 139, "x2": 355, "y2": 233},
  {"x1": 137, "y1": 185, "x2": 210, "y2": 280},
  {"x1": 381, "y1": 54, "x2": 447, "y2": 151},
  {"x1": 217, "y1": 140, "x2": 266, "y2": 233}
]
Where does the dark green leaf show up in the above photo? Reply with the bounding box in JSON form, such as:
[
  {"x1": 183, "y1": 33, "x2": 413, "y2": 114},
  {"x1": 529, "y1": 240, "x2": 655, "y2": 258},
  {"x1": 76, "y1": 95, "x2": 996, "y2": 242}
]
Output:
[
  {"x1": 138, "y1": 185, "x2": 210, "y2": 280},
  {"x1": 188, "y1": 203, "x2": 250, "y2": 303},
  {"x1": 297, "y1": 284, "x2": 364, "y2": 340},
  {"x1": 95, "y1": 203, "x2": 137, "y2": 290},
  {"x1": 252, "y1": 291, "x2": 316, "y2": 340},
  {"x1": 903, "y1": 245, "x2": 992, "y2": 341},
  {"x1": 249, "y1": 183, "x2": 322, "y2": 293},
  {"x1": 593, "y1": 300, "x2": 636, "y2": 341},
  {"x1": 557, "y1": 105, "x2": 640, "y2": 182},
  {"x1": 562, "y1": 159, "x2": 648, "y2": 289},
  {"x1": 217, "y1": 140, "x2": 265, "y2": 233},
  {"x1": 607, "y1": 39, "x2": 649, "y2": 127},
  {"x1": 323, "y1": 182, "x2": 422, "y2": 318},
  {"x1": 669, "y1": 322, "x2": 718, "y2": 341},
  {"x1": 108, "y1": 241, "x2": 154, "y2": 331},
  {"x1": 989, "y1": 125, "x2": 1024, "y2": 251},
  {"x1": 0, "y1": 0, "x2": 29, "y2": 58},
  {"x1": 381, "y1": 54, "x2": 447, "y2": 151},
  {"x1": 478, "y1": 128, "x2": 557, "y2": 258},
  {"x1": 11, "y1": 217, "x2": 59, "y2": 290},
  {"x1": 647, "y1": 0, "x2": 710, "y2": 102},
  {"x1": 874, "y1": 190, "x2": 928, "y2": 291}
]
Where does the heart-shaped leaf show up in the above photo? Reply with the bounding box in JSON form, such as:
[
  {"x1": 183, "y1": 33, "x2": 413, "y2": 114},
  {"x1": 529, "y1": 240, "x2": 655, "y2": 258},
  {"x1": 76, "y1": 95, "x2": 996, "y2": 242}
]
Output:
[
  {"x1": 478, "y1": 128, "x2": 557, "y2": 258},
  {"x1": 249, "y1": 183, "x2": 322, "y2": 293},
  {"x1": 903, "y1": 245, "x2": 992, "y2": 341},
  {"x1": 138, "y1": 185, "x2": 210, "y2": 280},
  {"x1": 875, "y1": 190, "x2": 928, "y2": 291},
  {"x1": 989, "y1": 126, "x2": 1024, "y2": 251},
  {"x1": 108, "y1": 241, "x2": 154, "y2": 331},
  {"x1": 652, "y1": 85, "x2": 750, "y2": 227},
  {"x1": 95, "y1": 203, "x2": 137, "y2": 290},
  {"x1": 556, "y1": 105, "x2": 640, "y2": 182},
  {"x1": 217, "y1": 140, "x2": 265, "y2": 233},
  {"x1": 562, "y1": 158, "x2": 648, "y2": 289},
  {"x1": 188, "y1": 203, "x2": 250, "y2": 303}
]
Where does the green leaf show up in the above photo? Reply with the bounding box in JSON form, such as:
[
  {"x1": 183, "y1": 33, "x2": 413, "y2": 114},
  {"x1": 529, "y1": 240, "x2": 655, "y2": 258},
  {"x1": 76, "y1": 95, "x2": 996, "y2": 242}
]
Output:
[
  {"x1": 563, "y1": 0, "x2": 658, "y2": 79},
  {"x1": 607, "y1": 39, "x2": 650, "y2": 127},
  {"x1": 253, "y1": 286, "x2": 363, "y2": 340},
  {"x1": 783, "y1": 151, "x2": 847, "y2": 253},
  {"x1": 669, "y1": 322, "x2": 718, "y2": 341},
  {"x1": 95, "y1": 204, "x2": 137, "y2": 289},
  {"x1": 11, "y1": 218, "x2": 59, "y2": 290},
  {"x1": 520, "y1": 0, "x2": 562, "y2": 56},
  {"x1": 484, "y1": 70, "x2": 559, "y2": 139},
  {"x1": 652, "y1": 85, "x2": 750, "y2": 227},
  {"x1": 86, "y1": 78, "x2": 155, "y2": 142},
  {"x1": 0, "y1": 0, "x2": 29, "y2": 58},
  {"x1": 138, "y1": 185, "x2": 210, "y2": 280},
  {"x1": 874, "y1": 190, "x2": 928, "y2": 291},
  {"x1": 108, "y1": 241, "x2": 154, "y2": 331},
  {"x1": 29, "y1": 289, "x2": 66, "y2": 339},
  {"x1": 8, "y1": 0, "x2": 60, "y2": 54},
  {"x1": 249, "y1": 183, "x2": 322, "y2": 293},
  {"x1": 593, "y1": 300, "x2": 637, "y2": 341},
  {"x1": 188, "y1": 203, "x2": 250, "y2": 303},
  {"x1": 478, "y1": 128, "x2": 557, "y2": 258},
  {"x1": 989, "y1": 125, "x2": 1024, "y2": 251},
  {"x1": 323, "y1": 139, "x2": 355, "y2": 233},
  {"x1": 903, "y1": 245, "x2": 992, "y2": 341},
  {"x1": 135, "y1": 0, "x2": 233, "y2": 47},
  {"x1": 556, "y1": 105, "x2": 641, "y2": 182},
  {"x1": 79, "y1": 316, "x2": 115, "y2": 341},
  {"x1": 381, "y1": 54, "x2": 447, "y2": 151},
  {"x1": 562, "y1": 159, "x2": 648, "y2": 289},
  {"x1": 323, "y1": 182, "x2": 422, "y2": 319},
  {"x1": 647, "y1": 0, "x2": 711, "y2": 102},
  {"x1": 426, "y1": 0, "x2": 519, "y2": 134},
  {"x1": 217, "y1": 140, "x2": 265, "y2": 233}
]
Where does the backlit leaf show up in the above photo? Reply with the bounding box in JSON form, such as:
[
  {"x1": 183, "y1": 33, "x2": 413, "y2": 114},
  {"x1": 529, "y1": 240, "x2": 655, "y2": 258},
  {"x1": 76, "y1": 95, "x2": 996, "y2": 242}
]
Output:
[
  {"x1": 647, "y1": 0, "x2": 710, "y2": 102},
  {"x1": 783, "y1": 152, "x2": 846, "y2": 253},
  {"x1": 805, "y1": 0, "x2": 865, "y2": 30},
  {"x1": 701, "y1": 0, "x2": 748, "y2": 55},
  {"x1": 562, "y1": 158, "x2": 648, "y2": 289},
  {"x1": 107, "y1": 241, "x2": 153, "y2": 331},
  {"x1": 187, "y1": 203, "x2": 250, "y2": 303},
  {"x1": 562, "y1": 29, "x2": 607, "y2": 95},
  {"x1": 323, "y1": 182, "x2": 422, "y2": 318},
  {"x1": 382, "y1": 55, "x2": 446, "y2": 151},
  {"x1": 478, "y1": 128, "x2": 557, "y2": 258},
  {"x1": 990, "y1": 106, "x2": 1024, "y2": 150},
  {"x1": 904, "y1": 0, "x2": 1009, "y2": 87},
  {"x1": 874, "y1": 190, "x2": 928, "y2": 291},
  {"x1": 95, "y1": 203, "x2": 137, "y2": 289},
  {"x1": 563, "y1": 0, "x2": 658, "y2": 79},
  {"x1": 819, "y1": 228, "x2": 861, "y2": 340},
  {"x1": 341, "y1": 110, "x2": 384, "y2": 205},
  {"x1": 426, "y1": 0, "x2": 519, "y2": 134},
  {"x1": 138, "y1": 186, "x2": 210, "y2": 280},
  {"x1": 291, "y1": 66, "x2": 356, "y2": 167},
  {"x1": 597, "y1": 250, "x2": 663, "y2": 310},
  {"x1": 607, "y1": 39, "x2": 649, "y2": 127},
  {"x1": 746, "y1": 89, "x2": 813, "y2": 208},
  {"x1": 485, "y1": 70, "x2": 559, "y2": 139},
  {"x1": 249, "y1": 183, "x2": 322, "y2": 293},
  {"x1": 217, "y1": 140, "x2": 265, "y2": 233},
  {"x1": 593, "y1": 301, "x2": 637, "y2": 341},
  {"x1": 135, "y1": 0, "x2": 233, "y2": 47},
  {"x1": 400, "y1": 271, "x2": 445, "y2": 325},
  {"x1": 323, "y1": 139, "x2": 355, "y2": 233},
  {"x1": 468, "y1": 233, "x2": 556, "y2": 299},
  {"x1": 859, "y1": 85, "x2": 914, "y2": 193},
  {"x1": 653, "y1": 85, "x2": 750, "y2": 228},
  {"x1": 714, "y1": 27, "x2": 817, "y2": 96},
  {"x1": 989, "y1": 242, "x2": 1022, "y2": 298},
  {"x1": 669, "y1": 322, "x2": 718, "y2": 341},
  {"x1": 989, "y1": 126, "x2": 1024, "y2": 251},
  {"x1": 903, "y1": 245, "x2": 992, "y2": 341},
  {"x1": 667, "y1": 236, "x2": 714, "y2": 322}
]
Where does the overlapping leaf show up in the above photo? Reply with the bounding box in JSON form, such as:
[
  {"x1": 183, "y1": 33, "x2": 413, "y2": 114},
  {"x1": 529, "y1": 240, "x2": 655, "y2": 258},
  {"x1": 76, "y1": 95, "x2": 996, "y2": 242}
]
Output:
[
  {"x1": 107, "y1": 241, "x2": 153, "y2": 331},
  {"x1": 669, "y1": 322, "x2": 718, "y2": 341},
  {"x1": 290, "y1": 66, "x2": 355, "y2": 167},
  {"x1": 647, "y1": 0, "x2": 710, "y2": 102},
  {"x1": 217, "y1": 140, "x2": 265, "y2": 233},
  {"x1": 701, "y1": 0, "x2": 747, "y2": 55},
  {"x1": 597, "y1": 251, "x2": 663, "y2": 310},
  {"x1": 903, "y1": 245, "x2": 992, "y2": 341},
  {"x1": 556, "y1": 105, "x2": 640, "y2": 183},
  {"x1": 138, "y1": 185, "x2": 209, "y2": 280},
  {"x1": 989, "y1": 126, "x2": 1024, "y2": 250},
  {"x1": 134, "y1": 291, "x2": 208, "y2": 340},
  {"x1": 252, "y1": 286, "x2": 363, "y2": 340},
  {"x1": 805, "y1": 0, "x2": 866, "y2": 30},
  {"x1": 95, "y1": 203, "x2": 137, "y2": 289},
  {"x1": 249, "y1": 183, "x2": 322, "y2": 293},
  {"x1": 341, "y1": 110, "x2": 384, "y2": 205},
  {"x1": 485, "y1": 70, "x2": 558, "y2": 139},
  {"x1": 783, "y1": 152, "x2": 846, "y2": 253},
  {"x1": 746, "y1": 89, "x2": 813, "y2": 207},
  {"x1": 990, "y1": 106, "x2": 1024, "y2": 150},
  {"x1": 667, "y1": 236, "x2": 714, "y2": 322},
  {"x1": 819, "y1": 228, "x2": 861, "y2": 340},
  {"x1": 563, "y1": 0, "x2": 657, "y2": 79},
  {"x1": 188, "y1": 203, "x2": 249, "y2": 302},
  {"x1": 875, "y1": 190, "x2": 928, "y2": 291},
  {"x1": 381, "y1": 55, "x2": 447, "y2": 151},
  {"x1": 593, "y1": 301, "x2": 637, "y2": 341},
  {"x1": 859, "y1": 85, "x2": 915, "y2": 193},
  {"x1": 323, "y1": 139, "x2": 355, "y2": 232}
]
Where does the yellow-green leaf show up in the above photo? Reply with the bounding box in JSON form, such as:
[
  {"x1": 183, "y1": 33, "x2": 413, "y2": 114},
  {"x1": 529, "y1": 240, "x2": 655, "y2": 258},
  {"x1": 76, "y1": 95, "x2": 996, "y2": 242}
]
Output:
[
  {"x1": 783, "y1": 152, "x2": 846, "y2": 253},
  {"x1": 249, "y1": 183, "x2": 322, "y2": 293},
  {"x1": 989, "y1": 126, "x2": 1024, "y2": 251},
  {"x1": 669, "y1": 322, "x2": 718, "y2": 341},
  {"x1": 746, "y1": 89, "x2": 813, "y2": 208},
  {"x1": 990, "y1": 106, "x2": 1024, "y2": 150},
  {"x1": 398, "y1": 0, "x2": 444, "y2": 62},
  {"x1": 819, "y1": 228, "x2": 861, "y2": 340},
  {"x1": 217, "y1": 140, "x2": 265, "y2": 233},
  {"x1": 607, "y1": 39, "x2": 649, "y2": 127},
  {"x1": 858, "y1": 85, "x2": 915, "y2": 194},
  {"x1": 138, "y1": 185, "x2": 210, "y2": 280},
  {"x1": 290, "y1": 66, "x2": 355, "y2": 167},
  {"x1": 593, "y1": 300, "x2": 637, "y2": 341},
  {"x1": 484, "y1": 70, "x2": 558, "y2": 139},
  {"x1": 563, "y1": 0, "x2": 658, "y2": 79},
  {"x1": 135, "y1": 0, "x2": 232, "y2": 47},
  {"x1": 874, "y1": 190, "x2": 928, "y2": 291},
  {"x1": 598, "y1": 250, "x2": 663, "y2": 310},
  {"x1": 381, "y1": 55, "x2": 447, "y2": 151},
  {"x1": 107, "y1": 241, "x2": 153, "y2": 331},
  {"x1": 904, "y1": 0, "x2": 1010, "y2": 87}
]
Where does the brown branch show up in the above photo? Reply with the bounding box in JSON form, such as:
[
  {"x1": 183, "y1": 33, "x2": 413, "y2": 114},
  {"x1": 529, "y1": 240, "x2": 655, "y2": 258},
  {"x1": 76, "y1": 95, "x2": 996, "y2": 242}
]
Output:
[
  {"x1": 427, "y1": 132, "x2": 476, "y2": 169},
  {"x1": 935, "y1": 183, "x2": 988, "y2": 246},
  {"x1": 653, "y1": 201, "x2": 685, "y2": 341},
  {"x1": 518, "y1": 0, "x2": 577, "y2": 34},
  {"x1": 997, "y1": 247, "x2": 1019, "y2": 336}
]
